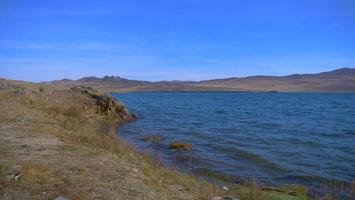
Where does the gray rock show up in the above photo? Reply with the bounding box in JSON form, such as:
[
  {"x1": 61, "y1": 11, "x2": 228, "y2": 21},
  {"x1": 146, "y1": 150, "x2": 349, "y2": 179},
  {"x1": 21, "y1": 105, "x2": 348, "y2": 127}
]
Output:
[
  {"x1": 13, "y1": 173, "x2": 22, "y2": 181},
  {"x1": 4, "y1": 170, "x2": 22, "y2": 182},
  {"x1": 222, "y1": 185, "x2": 229, "y2": 191}
]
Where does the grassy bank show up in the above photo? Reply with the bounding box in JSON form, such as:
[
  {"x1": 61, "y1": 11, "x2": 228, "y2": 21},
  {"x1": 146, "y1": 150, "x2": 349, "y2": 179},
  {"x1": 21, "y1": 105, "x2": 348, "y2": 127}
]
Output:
[{"x1": 0, "y1": 79, "x2": 313, "y2": 199}]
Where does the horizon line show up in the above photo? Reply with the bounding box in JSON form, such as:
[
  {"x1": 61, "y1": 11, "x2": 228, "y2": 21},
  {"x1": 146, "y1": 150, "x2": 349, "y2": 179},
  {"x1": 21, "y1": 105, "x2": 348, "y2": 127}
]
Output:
[{"x1": 2, "y1": 66, "x2": 353, "y2": 84}]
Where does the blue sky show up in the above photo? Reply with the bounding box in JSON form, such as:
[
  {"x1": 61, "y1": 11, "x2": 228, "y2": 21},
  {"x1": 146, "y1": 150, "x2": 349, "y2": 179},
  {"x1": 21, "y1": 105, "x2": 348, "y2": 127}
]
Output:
[{"x1": 0, "y1": 0, "x2": 354, "y2": 82}]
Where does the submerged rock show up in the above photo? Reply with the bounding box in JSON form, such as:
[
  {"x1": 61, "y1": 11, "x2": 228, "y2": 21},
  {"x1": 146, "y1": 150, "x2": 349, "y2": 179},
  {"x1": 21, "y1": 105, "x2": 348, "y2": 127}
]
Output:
[
  {"x1": 143, "y1": 135, "x2": 164, "y2": 143},
  {"x1": 262, "y1": 185, "x2": 307, "y2": 197},
  {"x1": 169, "y1": 142, "x2": 192, "y2": 150},
  {"x1": 131, "y1": 113, "x2": 138, "y2": 119}
]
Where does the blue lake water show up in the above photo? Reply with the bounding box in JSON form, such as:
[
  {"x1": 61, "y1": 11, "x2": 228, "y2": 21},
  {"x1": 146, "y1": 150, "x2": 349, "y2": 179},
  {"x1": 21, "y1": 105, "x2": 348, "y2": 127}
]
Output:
[{"x1": 113, "y1": 92, "x2": 355, "y2": 195}]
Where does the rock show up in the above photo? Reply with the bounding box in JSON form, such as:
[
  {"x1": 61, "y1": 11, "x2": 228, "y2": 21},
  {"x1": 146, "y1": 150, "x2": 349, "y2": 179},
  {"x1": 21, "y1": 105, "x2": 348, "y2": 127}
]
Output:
[
  {"x1": 14, "y1": 87, "x2": 33, "y2": 95},
  {"x1": 71, "y1": 86, "x2": 135, "y2": 120},
  {"x1": 169, "y1": 142, "x2": 192, "y2": 150},
  {"x1": 212, "y1": 196, "x2": 223, "y2": 200},
  {"x1": 4, "y1": 172, "x2": 22, "y2": 182},
  {"x1": 54, "y1": 196, "x2": 71, "y2": 200},
  {"x1": 222, "y1": 186, "x2": 229, "y2": 191},
  {"x1": 0, "y1": 83, "x2": 10, "y2": 90},
  {"x1": 13, "y1": 173, "x2": 22, "y2": 181},
  {"x1": 262, "y1": 185, "x2": 306, "y2": 197}
]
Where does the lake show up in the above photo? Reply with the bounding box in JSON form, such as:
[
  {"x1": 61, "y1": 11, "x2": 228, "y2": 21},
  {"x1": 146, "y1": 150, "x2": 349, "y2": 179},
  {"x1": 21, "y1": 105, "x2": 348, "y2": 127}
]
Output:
[{"x1": 113, "y1": 92, "x2": 355, "y2": 196}]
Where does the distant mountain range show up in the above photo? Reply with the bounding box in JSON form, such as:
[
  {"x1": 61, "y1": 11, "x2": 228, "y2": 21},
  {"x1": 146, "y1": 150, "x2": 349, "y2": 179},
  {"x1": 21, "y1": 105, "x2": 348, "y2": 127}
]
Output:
[{"x1": 46, "y1": 67, "x2": 355, "y2": 92}]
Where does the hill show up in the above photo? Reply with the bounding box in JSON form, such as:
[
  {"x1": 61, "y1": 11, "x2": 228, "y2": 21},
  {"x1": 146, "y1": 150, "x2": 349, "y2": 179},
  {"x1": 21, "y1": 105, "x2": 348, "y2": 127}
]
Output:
[
  {"x1": 44, "y1": 67, "x2": 355, "y2": 92},
  {"x1": 195, "y1": 68, "x2": 355, "y2": 92}
]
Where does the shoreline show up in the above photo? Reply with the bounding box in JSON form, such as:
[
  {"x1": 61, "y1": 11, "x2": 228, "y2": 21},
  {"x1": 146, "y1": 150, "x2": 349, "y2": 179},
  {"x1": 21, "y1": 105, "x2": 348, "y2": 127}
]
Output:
[
  {"x1": 117, "y1": 122, "x2": 355, "y2": 200},
  {"x1": 115, "y1": 108, "x2": 312, "y2": 199}
]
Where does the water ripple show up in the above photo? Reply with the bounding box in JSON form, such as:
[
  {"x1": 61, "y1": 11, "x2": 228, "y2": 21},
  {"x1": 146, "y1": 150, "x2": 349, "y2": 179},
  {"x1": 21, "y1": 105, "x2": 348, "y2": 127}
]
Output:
[{"x1": 115, "y1": 92, "x2": 355, "y2": 195}]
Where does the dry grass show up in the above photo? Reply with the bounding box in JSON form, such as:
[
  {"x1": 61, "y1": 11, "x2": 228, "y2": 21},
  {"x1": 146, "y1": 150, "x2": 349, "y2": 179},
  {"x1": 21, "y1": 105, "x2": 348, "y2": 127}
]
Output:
[
  {"x1": 140, "y1": 161, "x2": 220, "y2": 199},
  {"x1": 38, "y1": 103, "x2": 131, "y2": 155},
  {"x1": 238, "y1": 179, "x2": 263, "y2": 200},
  {"x1": 26, "y1": 91, "x2": 222, "y2": 199},
  {"x1": 21, "y1": 162, "x2": 57, "y2": 186},
  {"x1": 0, "y1": 165, "x2": 7, "y2": 177}
]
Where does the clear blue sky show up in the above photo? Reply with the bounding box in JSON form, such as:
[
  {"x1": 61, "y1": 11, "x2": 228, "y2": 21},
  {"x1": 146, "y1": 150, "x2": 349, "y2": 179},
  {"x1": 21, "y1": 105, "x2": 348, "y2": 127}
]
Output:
[{"x1": 0, "y1": 0, "x2": 354, "y2": 82}]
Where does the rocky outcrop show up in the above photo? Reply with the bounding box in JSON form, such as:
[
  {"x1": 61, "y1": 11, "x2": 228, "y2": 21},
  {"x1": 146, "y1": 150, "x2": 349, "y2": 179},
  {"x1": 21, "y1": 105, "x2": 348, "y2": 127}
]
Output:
[{"x1": 72, "y1": 86, "x2": 136, "y2": 121}]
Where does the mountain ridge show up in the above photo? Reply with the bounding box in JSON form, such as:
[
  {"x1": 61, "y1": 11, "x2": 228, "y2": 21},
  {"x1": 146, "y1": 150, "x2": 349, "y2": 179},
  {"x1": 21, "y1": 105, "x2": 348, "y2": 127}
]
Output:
[{"x1": 45, "y1": 67, "x2": 355, "y2": 92}]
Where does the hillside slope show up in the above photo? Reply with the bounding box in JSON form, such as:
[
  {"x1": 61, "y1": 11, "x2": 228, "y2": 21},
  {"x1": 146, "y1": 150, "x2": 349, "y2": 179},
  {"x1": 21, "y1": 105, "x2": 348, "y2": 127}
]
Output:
[
  {"x1": 195, "y1": 68, "x2": 355, "y2": 92},
  {"x1": 45, "y1": 68, "x2": 355, "y2": 92}
]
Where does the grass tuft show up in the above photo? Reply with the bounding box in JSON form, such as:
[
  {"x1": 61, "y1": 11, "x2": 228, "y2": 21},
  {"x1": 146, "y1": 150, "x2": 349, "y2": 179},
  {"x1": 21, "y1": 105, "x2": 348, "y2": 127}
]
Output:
[
  {"x1": 21, "y1": 162, "x2": 56, "y2": 186},
  {"x1": 0, "y1": 164, "x2": 8, "y2": 178}
]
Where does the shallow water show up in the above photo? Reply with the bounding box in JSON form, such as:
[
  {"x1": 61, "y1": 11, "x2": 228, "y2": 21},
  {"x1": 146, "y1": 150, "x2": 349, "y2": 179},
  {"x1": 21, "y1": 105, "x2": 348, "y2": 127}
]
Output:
[{"x1": 113, "y1": 92, "x2": 355, "y2": 195}]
